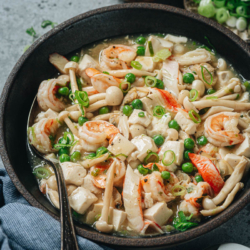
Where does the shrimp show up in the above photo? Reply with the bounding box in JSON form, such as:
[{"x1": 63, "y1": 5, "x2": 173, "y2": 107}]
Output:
[
  {"x1": 179, "y1": 200, "x2": 199, "y2": 218},
  {"x1": 100, "y1": 45, "x2": 137, "y2": 70},
  {"x1": 79, "y1": 121, "x2": 120, "y2": 144},
  {"x1": 184, "y1": 182, "x2": 213, "y2": 208},
  {"x1": 189, "y1": 153, "x2": 224, "y2": 193},
  {"x1": 198, "y1": 143, "x2": 218, "y2": 158},
  {"x1": 204, "y1": 112, "x2": 244, "y2": 147},
  {"x1": 28, "y1": 118, "x2": 59, "y2": 154},
  {"x1": 141, "y1": 172, "x2": 175, "y2": 203},
  {"x1": 37, "y1": 76, "x2": 69, "y2": 112},
  {"x1": 85, "y1": 68, "x2": 122, "y2": 93},
  {"x1": 91, "y1": 158, "x2": 126, "y2": 188}
]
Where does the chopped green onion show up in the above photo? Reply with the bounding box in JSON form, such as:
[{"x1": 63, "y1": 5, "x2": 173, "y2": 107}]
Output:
[
  {"x1": 119, "y1": 81, "x2": 131, "y2": 93},
  {"x1": 188, "y1": 110, "x2": 201, "y2": 124},
  {"x1": 206, "y1": 96, "x2": 218, "y2": 99},
  {"x1": 213, "y1": 0, "x2": 226, "y2": 8},
  {"x1": 173, "y1": 211, "x2": 198, "y2": 232},
  {"x1": 189, "y1": 89, "x2": 198, "y2": 102},
  {"x1": 153, "y1": 49, "x2": 171, "y2": 62},
  {"x1": 153, "y1": 105, "x2": 166, "y2": 118},
  {"x1": 94, "y1": 214, "x2": 101, "y2": 221},
  {"x1": 148, "y1": 41, "x2": 154, "y2": 57},
  {"x1": 152, "y1": 163, "x2": 159, "y2": 171},
  {"x1": 26, "y1": 27, "x2": 37, "y2": 37},
  {"x1": 145, "y1": 76, "x2": 157, "y2": 87},
  {"x1": 143, "y1": 152, "x2": 159, "y2": 164},
  {"x1": 103, "y1": 71, "x2": 109, "y2": 74},
  {"x1": 115, "y1": 153, "x2": 128, "y2": 158},
  {"x1": 54, "y1": 132, "x2": 77, "y2": 149},
  {"x1": 28, "y1": 127, "x2": 36, "y2": 143},
  {"x1": 138, "y1": 112, "x2": 145, "y2": 117},
  {"x1": 162, "y1": 150, "x2": 176, "y2": 166},
  {"x1": 33, "y1": 167, "x2": 51, "y2": 179},
  {"x1": 171, "y1": 185, "x2": 186, "y2": 196},
  {"x1": 41, "y1": 20, "x2": 57, "y2": 28},
  {"x1": 131, "y1": 61, "x2": 142, "y2": 70},
  {"x1": 216, "y1": 8, "x2": 228, "y2": 24},
  {"x1": 236, "y1": 6, "x2": 248, "y2": 16},
  {"x1": 198, "y1": 3, "x2": 216, "y2": 18},
  {"x1": 75, "y1": 90, "x2": 89, "y2": 108},
  {"x1": 236, "y1": 94, "x2": 240, "y2": 100},
  {"x1": 201, "y1": 65, "x2": 213, "y2": 85}
]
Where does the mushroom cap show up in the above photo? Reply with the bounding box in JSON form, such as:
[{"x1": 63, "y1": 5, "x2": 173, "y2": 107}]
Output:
[
  {"x1": 183, "y1": 96, "x2": 198, "y2": 113},
  {"x1": 202, "y1": 197, "x2": 216, "y2": 210},
  {"x1": 64, "y1": 61, "x2": 79, "y2": 73},
  {"x1": 95, "y1": 220, "x2": 113, "y2": 233},
  {"x1": 192, "y1": 80, "x2": 205, "y2": 97},
  {"x1": 106, "y1": 86, "x2": 124, "y2": 106},
  {"x1": 167, "y1": 128, "x2": 178, "y2": 141},
  {"x1": 58, "y1": 111, "x2": 70, "y2": 121}
]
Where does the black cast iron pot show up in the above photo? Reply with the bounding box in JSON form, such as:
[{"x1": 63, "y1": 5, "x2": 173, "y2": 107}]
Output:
[{"x1": 1, "y1": 3, "x2": 250, "y2": 248}]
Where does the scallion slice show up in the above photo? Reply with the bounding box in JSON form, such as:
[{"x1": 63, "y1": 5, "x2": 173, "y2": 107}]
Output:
[
  {"x1": 189, "y1": 89, "x2": 198, "y2": 102},
  {"x1": 75, "y1": 90, "x2": 89, "y2": 108},
  {"x1": 153, "y1": 105, "x2": 166, "y2": 118},
  {"x1": 171, "y1": 185, "x2": 186, "y2": 196},
  {"x1": 145, "y1": 76, "x2": 157, "y2": 87},
  {"x1": 188, "y1": 110, "x2": 201, "y2": 124},
  {"x1": 153, "y1": 49, "x2": 172, "y2": 62},
  {"x1": 206, "y1": 96, "x2": 218, "y2": 100},
  {"x1": 162, "y1": 150, "x2": 176, "y2": 166},
  {"x1": 119, "y1": 81, "x2": 131, "y2": 93},
  {"x1": 131, "y1": 61, "x2": 142, "y2": 70},
  {"x1": 148, "y1": 41, "x2": 154, "y2": 57},
  {"x1": 33, "y1": 167, "x2": 51, "y2": 179},
  {"x1": 201, "y1": 65, "x2": 213, "y2": 85},
  {"x1": 144, "y1": 152, "x2": 159, "y2": 164}
]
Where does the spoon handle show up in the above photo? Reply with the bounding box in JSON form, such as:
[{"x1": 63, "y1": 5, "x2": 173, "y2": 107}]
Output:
[{"x1": 53, "y1": 162, "x2": 79, "y2": 250}]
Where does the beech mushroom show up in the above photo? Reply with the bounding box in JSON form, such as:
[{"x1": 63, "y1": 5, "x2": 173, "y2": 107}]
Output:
[
  {"x1": 96, "y1": 160, "x2": 116, "y2": 233},
  {"x1": 201, "y1": 106, "x2": 234, "y2": 120},
  {"x1": 192, "y1": 80, "x2": 205, "y2": 97},
  {"x1": 178, "y1": 90, "x2": 189, "y2": 105},
  {"x1": 183, "y1": 96, "x2": 199, "y2": 112},
  {"x1": 217, "y1": 71, "x2": 234, "y2": 86},
  {"x1": 64, "y1": 61, "x2": 79, "y2": 93},
  {"x1": 217, "y1": 58, "x2": 227, "y2": 71},
  {"x1": 58, "y1": 111, "x2": 79, "y2": 137},
  {"x1": 86, "y1": 86, "x2": 123, "y2": 112},
  {"x1": 219, "y1": 94, "x2": 239, "y2": 100},
  {"x1": 106, "y1": 69, "x2": 156, "y2": 77},
  {"x1": 80, "y1": 153, "x2": 109, "y2": 169},
  {"x1": 166, "y1": 128, "x2": 179, "y2": 141}
]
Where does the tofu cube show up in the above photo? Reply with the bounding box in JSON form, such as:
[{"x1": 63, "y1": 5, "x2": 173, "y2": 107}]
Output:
[
  {"x1": 144, "y1": 193, "x2": 154, "y2": 209},
  {"x1": 108, "y1": 133, "x2": 136, "y2": 161},
  {"x1": 147, "y1": 114, "x2": 171, "y2": 137},
  {"x1": 128, "y1": 109, "x2": 152, "y2": 128},
  {"x1": 174, "y1": 112, "x2": 198, "y2": 135},
  {"x1": 159, "y1": 141, "x2": 184, "y2": 166},
  {"x1": 224, "y1": 153, "x2": 250, "y2": 172},
  {"x1": 135, "y1": 56, "x2": 156, "y2": 72},
  {"x1": 141, "y1": 93, "x2": 164, "y2": 116},
  {"x1": 81, "y1": 174, "x2": 102, "y2": 195},
  {"x1": 131, "y1": 135, "x2": 158, "y2": 162},
  {"x1": 112, "y1": 209, "x2": 127, "y2": 231},
  {"x1": 68, "y1": 187, "x2": 98, "y2": 214},
  {"x1": 234, "y1": 134, "x2": 250, "y2": 157},
  {"x1": 48, "y1": 189, "x2": 60, "y2": 209},
  {"x1": 61, "y1": 162, "x2": 86, "y2": 186},
  {"x1": 129, "y1": 124, "x2": 147, "y2": 139},
  {"x1": 144, "y1": 202, "x2": 173, "y2": 226}
]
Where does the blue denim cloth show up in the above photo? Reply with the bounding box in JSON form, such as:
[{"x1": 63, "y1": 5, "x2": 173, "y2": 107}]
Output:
[{"x1": 0, "y1": 169, "x2": 112, "y2": 250}]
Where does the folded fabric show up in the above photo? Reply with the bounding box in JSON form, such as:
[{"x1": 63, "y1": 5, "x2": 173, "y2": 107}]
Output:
[{"x1": 0, "y1": 169, "x2": 112, "y2": 250}]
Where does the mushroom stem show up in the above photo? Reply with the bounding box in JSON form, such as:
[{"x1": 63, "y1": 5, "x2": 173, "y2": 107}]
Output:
[
  {"x1": 200, "y1": 106, "x2": 234, "y2": 120},
  {"x1": 106, "y1": 69, "x2": 156, "y2": 77},
  {"x1": 89, "y1": 93, "x2": 106, "y2": 104},
  {"x1": 69, "y1": 69, "x2": 78, "y2": 93},
  {"x1": 219, "y1": 94, "x2": 239, "y2": 100},
  {"x1": 91, "y1": 113, "x2": 111, "y2": 121},
  {"x1": 58, "y1": 111, "x2": 79, "y2": 137},
  {"x1": 193, "y1": 100, "x2": 250, "y2": 111},
  {"x1": 95, "y1": 160, "x2": 116, "y2": 233}
]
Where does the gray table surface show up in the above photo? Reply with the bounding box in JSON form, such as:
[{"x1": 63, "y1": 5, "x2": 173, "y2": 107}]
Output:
[{"x1": 0, "y1": 0, "x2": 250, "y2": 249}]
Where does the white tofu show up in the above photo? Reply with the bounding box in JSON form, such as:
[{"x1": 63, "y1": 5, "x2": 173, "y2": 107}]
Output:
[
  {"x1": 81, "y1": 174, "x2": 102, "y2": 195},
  {"x1": 47, "y1": 175, "x2": 58, "y2": 191},
  {"x1": 108, "y1": 133, "x2": 136, "y2": 161},
  {"x1": 68, "y1": 187, "x2": 98, "y2": 214},
  {"x1": 164, "y1": 34, "x2": 188, "y2": 44},
  {"x1": 144, "y1": 193, "x2": 154, "y2": 209},
  {"x1": 145, "y1": 35, "x2": 173, "y2": 56},
  {"x1": 61, "y1": 162, "x2": 86, "y2": 186},
  {"x1": 174, "y1": 111, "x2": 198, "y2": 135},
  {"x1": 135, "y1": 56, "x2": 156, "y2": 72},
  {"x1": 234, "y1": 134, "x2": 250, "y2": 157},
  {"x1": 218, "y1": 147, "x2": 230, "y2": 159},
  {"x1": 141, "y1": 93, "x2": 164, "y2": 116},
  {"x1": 224, "y1": 154, "x2": 250, "y2": 171},
  {"x1": 85, "y1": 203, "x2": 113, "y2": 224},
  {"x1": 48, "y1": 189, "x2": 60, "y2": 209},
  {"x1": 131, "y1": 135, "x2": 158, "y2": 162},
  {"x1": 159, "y1": 140, "x2": 184, "y2": 166},
  {"x1": 144, "y1": 202, "x2": 173, "y2": 226},
  {"x1": 128, "y1": 109, "x2": 152, "y2": 128},
  {"x1": 66, "y1": 185, "x2": 77, "y2": 196},
  {"x1": 147, "y1": 114, "x2": 171, "y2": 137},
  {"x1": 129, "y1": 124, "x2": 147, "y2": 138},
  {"x1": 113, "y1": 209, "x2": 127, "y2": 231}
]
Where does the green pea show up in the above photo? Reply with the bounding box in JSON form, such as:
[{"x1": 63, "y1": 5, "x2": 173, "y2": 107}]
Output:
[
  {"x1": 182, "y1": 162, "x2": 194, "y2": 173},
  {"x1": 70, "y1": 55, "x2": 79, "y2": 62},
  {"x1": 206, "y1": 88, "x2": 216, "y2": 95},
  {"x1": 137, "y1": 46, "x2": 145, "y2": 56},
  {"x1": 59, "y1": 154, "x2": 70, "y2": 163},
  {"x1": 125, "y1": 73, "x2": 136, "y2": 83},
  {"x1": 131, "y1": 99, "x2": 143, "y2": 110},
  {"x1": 184, "y1": 138, "x2": 195, "y2": 150},
  {"x1": 244, "y1": 81, "x2": 250, "y2": 91},
  {"x1": 137, "y1": 164, "x2": 148, "y2": 175},
  {"x1": 195, "y1": 175, "x2": 203, "y2": 183},
  {"x1": 58, "y1": 148, "x2": 69, "y2": 156},
  {"x1": 70, "y1": 151, "x2": 81, "y2": 162},
  {"x1": 153, "y1": 134, "x2": 165, "y2": 147},
  {"x1": 183, "y1": 73, "x2": 195, "y2": 84},
  {"x1": 123, "y1": 105, "x2": 133, "y2": 116},
  {"x1": 161, "y1": 171, "x2": 170, "y2": 180},
  {"x1": 58, "y1": 87, "x2": 69, "y2": 96},
  {"x1": 155, "y1": 79, "x2": 164, "y2": 89},
  {"x1": 197, "y1": 136, "x2": 208, "y2": 146},
  {"x1": 99, "y1": 106, "x2": 110, "y2": 115},
  {"x1": 168, "y1": 120, "x2": 180, "y2": 131},
  {"x1": 184, "y1": 150, "x2": 193, "y2": 161},
  {"x1": 136, "y1": 36, "x2": 146, "y2": 45},
  {"x1": 96, "y1": 146, "x2": 108, "y2": 155},
  {"x1": 78, "y1": 117, "x2": 88, "y2": 126},
  {"x1": 138, "y1": 112, "x2": 145, "y2": 117}
]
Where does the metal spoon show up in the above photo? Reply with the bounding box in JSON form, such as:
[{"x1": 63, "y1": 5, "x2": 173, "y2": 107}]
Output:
[{"x1": 27, "y1": 96, "x2": 79, "y2": 250}]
